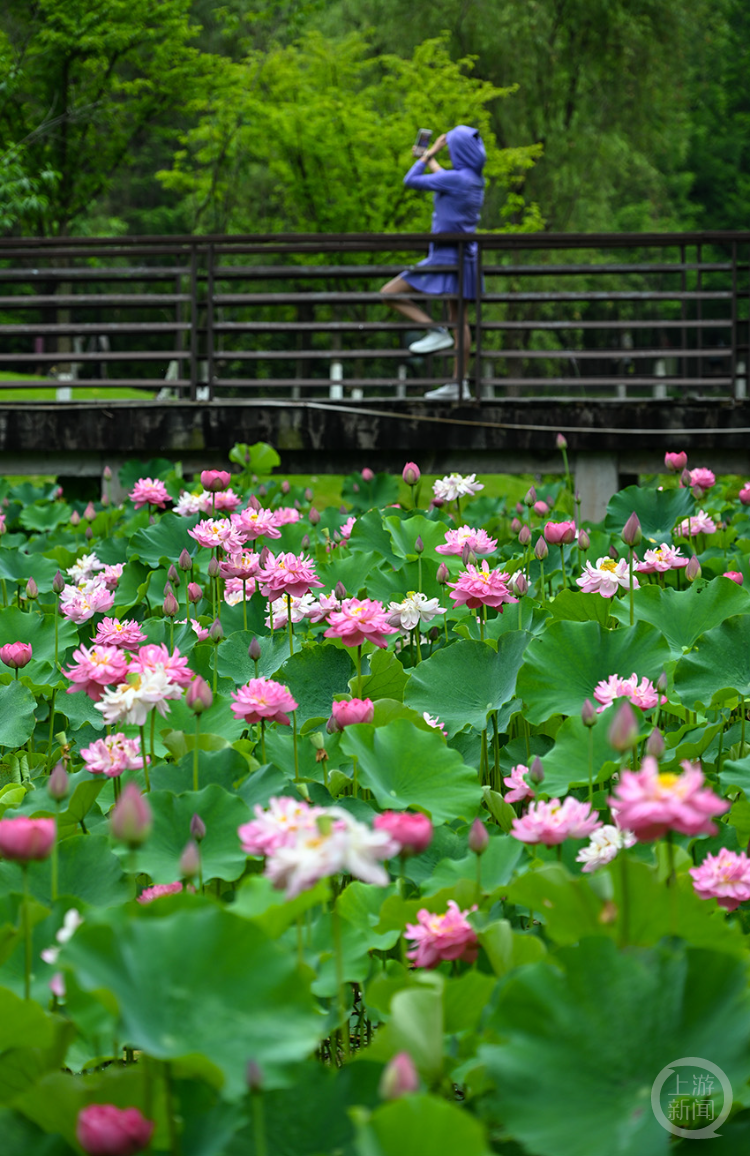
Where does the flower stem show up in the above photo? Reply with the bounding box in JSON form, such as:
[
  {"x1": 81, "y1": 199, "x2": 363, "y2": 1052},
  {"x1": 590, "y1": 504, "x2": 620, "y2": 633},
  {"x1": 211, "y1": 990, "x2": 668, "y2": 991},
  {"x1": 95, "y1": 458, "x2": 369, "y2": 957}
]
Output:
[
  {"x1": 414, "y1": 630, "x2": 422, "y2": 664},
  {"x1": 139, "y1": 725, "x2": 150, "y2": 792},
  {"x1": 251, "y1": 1090, "x2": 268, "y2": 1156},
  {"x1": 193, "y1": 714, "x2": 200, "y2": 792},
  {"x1": 539, "y1": 558, "x2": 545, "y2": 604},
  {"x1": 628, "y1": 548, "x2": 635, "y2": 626},
  {"x1": 51, "y1": 809, "x2": 59, "y2": 903},
  {"x1": 559, "y1": 545, "x2": 567, "y2": 590},
  {"x1": 619, "y1": 852, "x2": 630, "y2": 947},
  {"x1": 22, "y1": 863, "x2": 32, "y2": 1000},
  {"x1": 588, "y1": 727, "x2": 594, "y2": 803},
  {"x1": 243, "y1": 580, "x2": 248, "y2": 632},
  {"x1": 292, "y1": 711, "x2": 299, "y2": 782},
  {"x1": 150, "y1": 710, "x2": 156, "y2": 766},
  {"x1": 47, "y1": 689, "x2": 57, "y2": 769},
  {"x1": 331, "y1": 904, "x2": 350, "y2": 1056},
  {"x1": 352, "y1": 754, "x2": 359, "y2": 798},
  {"x1": 286, "y1": 593, "x2": 294, "y2": 658},
  {"x1": 260, "y1": 718, "x2": 266, "y2": 764},
  {"x1": 356, "y1": 645, "x2": 362, "y2": 698}
]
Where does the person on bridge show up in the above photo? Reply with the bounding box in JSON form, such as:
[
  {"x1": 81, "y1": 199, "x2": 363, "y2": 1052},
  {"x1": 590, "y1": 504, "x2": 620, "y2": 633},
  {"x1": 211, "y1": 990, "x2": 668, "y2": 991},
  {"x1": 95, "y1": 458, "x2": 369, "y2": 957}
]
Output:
[{"x1": 380, "y1": 125, "x2": 486, "y2": 401}]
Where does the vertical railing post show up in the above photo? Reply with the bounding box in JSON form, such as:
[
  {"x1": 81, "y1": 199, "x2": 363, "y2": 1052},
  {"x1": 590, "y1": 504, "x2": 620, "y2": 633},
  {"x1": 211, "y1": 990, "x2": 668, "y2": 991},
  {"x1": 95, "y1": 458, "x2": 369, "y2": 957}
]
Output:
[
  {"x1": 206, "y1": 242, "x2": 215, "y2": 401},
  {"x1": 731, "y1": 240, "x2": 739, "y2": 398},
  {"x1": 696, "y1": 242, "x2": 702, "y2": 388},
  {"x1": 189, "y1": 242, "x2": 198, "y2": 401},
  {"x1": 474, "y1": 240, "x2": 483, "y2": 401},
  {"x1": 680, "y1": 242, "x2": 687, "y2": 392},
  {"x1": 456, "y1": 239, "x2": 465, "y2": 396}
]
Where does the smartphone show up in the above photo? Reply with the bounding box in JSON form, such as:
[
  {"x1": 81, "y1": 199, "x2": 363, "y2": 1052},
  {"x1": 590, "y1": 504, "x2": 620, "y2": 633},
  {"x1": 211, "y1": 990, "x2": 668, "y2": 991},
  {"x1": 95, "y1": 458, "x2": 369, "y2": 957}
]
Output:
[{"x1": 414, "y1": 128, "x2": 432, "y2": 156}]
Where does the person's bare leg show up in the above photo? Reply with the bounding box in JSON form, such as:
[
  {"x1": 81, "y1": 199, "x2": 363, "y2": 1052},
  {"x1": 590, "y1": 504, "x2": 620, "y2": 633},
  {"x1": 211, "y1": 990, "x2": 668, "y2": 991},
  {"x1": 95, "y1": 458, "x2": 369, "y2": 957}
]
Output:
[
  {"x1": 380, "y1": 276, "x2": 436, "y2": 327},
  {"x1": 448, "y1": 301, "x2": 471, "y2": 381}
]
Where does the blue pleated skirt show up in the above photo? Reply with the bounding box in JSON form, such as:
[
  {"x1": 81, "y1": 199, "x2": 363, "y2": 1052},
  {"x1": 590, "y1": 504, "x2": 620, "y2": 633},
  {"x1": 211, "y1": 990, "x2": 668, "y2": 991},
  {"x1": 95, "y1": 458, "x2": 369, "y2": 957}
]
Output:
[{"x1": 401, "y1": 242, "x2": 481, "y2": 300}]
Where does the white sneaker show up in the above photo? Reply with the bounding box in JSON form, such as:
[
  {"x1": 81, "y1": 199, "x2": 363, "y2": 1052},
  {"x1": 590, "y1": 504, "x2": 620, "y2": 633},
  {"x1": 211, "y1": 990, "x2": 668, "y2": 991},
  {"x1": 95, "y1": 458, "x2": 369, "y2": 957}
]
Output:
[
  {"x1": 409, "y1": 328, "x2": 454, "y2": 354},
  {"x1": 423, "y1": 380, "x2": 472, "y2": 401}
]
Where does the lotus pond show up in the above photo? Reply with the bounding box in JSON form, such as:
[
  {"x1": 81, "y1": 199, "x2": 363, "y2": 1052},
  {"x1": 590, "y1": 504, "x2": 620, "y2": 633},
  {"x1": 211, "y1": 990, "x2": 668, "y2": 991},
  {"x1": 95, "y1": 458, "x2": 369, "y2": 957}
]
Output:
[{"x1": 1, "y1": 442, "x2": 750, "y2": 1155}]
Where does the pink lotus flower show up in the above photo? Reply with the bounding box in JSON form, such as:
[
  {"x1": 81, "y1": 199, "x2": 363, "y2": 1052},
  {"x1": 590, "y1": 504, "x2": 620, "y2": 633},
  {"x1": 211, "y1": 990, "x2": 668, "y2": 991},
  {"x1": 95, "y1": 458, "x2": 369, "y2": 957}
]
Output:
[
  {"x1": 0, "y1": 816, "x2": 56, "y2": 861},
  {"x1": 324, "y1": 597, "x2": 398, "y2": 648},
  {"x1": 374, "y1": 811, "x2": 433, "y2": 856},
  {"x1": 543, "y1": 520, "x2": 577, "y2": 545},
  {"x1": 80, "y1": 734, "x2": 146, "y2": 777},
  {"x1": 233, "y1": 507, "x2": 281, "y2": 540},
  {"x1": 688, "y1": 467, "x2": 715, "y2": 490},
  {"x1": 448, "y1": 562, "x2": 518, "y2": 611},
  {"x1": 271, "y1": 506, "x2": 301, "y2": 526},
  {"x1": 339, "y1": 515, "x2": 356, "y2": 541},
  {"x1": 219, "y1": 550, "x2": 260, "y2": 580},
  {"x1": 609, "y1": 757, "x2": 729, "y2": 841},
  {"x1": 593, "y1": 672, "x2": 663, "y2": 713},
  {"x1": 576, "y1": 824, "x2": 637, "y2": 872},
  {"x1": 577, "y1": 557, "x2": 638, "y2": 597},
  {"x1": 0, "y1": 641, "x2": 33, "y2": 670},
  {"x1": 422, "y1": 711, "x2": 446, "y2": 734},
  {"x1": 110, "y1": 783, "x2": 152, "y2": 846},
  {"x1": 200, "y1": 469, "x2": 231, "y2": 492},
  {"x1": 188, "y1": 517, "x2": 245, "y2": 552},
  {"x1": 257, "y1": 551, "x2": 324, "y2": 600},
  {"x1": 129, "y1": 477, "x2": 170, "y2": 510},
  {"x1": 137, "y1": 881, "x2": 185, "y2": 904},
  {"x1": 95, "y1": 669, "x2": 184, "y2": 727},
  {"x1": 404, "y1": 901, "x2": 478, "y2": 968},
  {"x1": 511, "y1": 797, "x2": 602, "y2": 846},
  {"x1": 664, "y1": 451, "x2": 688, "y2": 472},
  {"x1": 239, "y1": 797, "x2": 323, "y2": 856},
  {"x1": 94, "y1": 618, "x2": 147, "y2": 649},
  {"x1": 129, "y1": 643, "x2": 193, "y2": 688},
  {"x1": 402, "y1": 462, "x2": 420, "y2": 485},
  {"x1": 724, "y1": 571, "x2": 744, "y2": 585},
  {"x1": 225, "y1": 577, "x2": 257, "y2": 606},
  {"x1": 635, "y1": 544, "x2": 688, "y2": 573},
  {"x1": 503, "y1": 764, "x2": 535, "y2": 803},
  {"x1": 67, "y1": 552, "x2": 105, "y2": 583},
  {"x1": 740, "y1": 484, "x2": 750, "y2": 506},
  {"x1": 263, "y1": 591, "x2": 315, "y2": 627},
  {"x1": 380, "y1": 1051, "x2": 419, "y2": 1099},
  {"x1": 330, "y1": 698, "x2": 375, "y2": 728},
  {"x1": 689, "y1": 847, "x2": 750, "y2": 911},
  {"x1": 213, "y1": 488, "x2": 241, "y2": 512},
  {"x1": 432, "y1": 473, "x2": 484, "y2": 502},
  {"x1": 63, "y1": 644, "x2": 129, "y2": 701},
  {"x1": 306, "y1": 591, "x2": 341, "y2": 623},
  {"x1": 76, "y1": 1103, "x2": 154, "y2": 1156},
  {"x1": 675, "y1": 510, "x2": 717, "y2": 537},
  {"x1": 231, "y1": 678, "x2": 298, "y2": 725},
  {"x1": 101, "y1": 563, "x2": 124, "y2": 591},
  {"x1": 59, "y1": 579, "x2": 115, "y2": 623},
  {"x1": 361, "y1": 468, "x2": 375, "y2": 482},
  {"x1": 436, "y1": 525, "x2": 498, "y2": 556}
]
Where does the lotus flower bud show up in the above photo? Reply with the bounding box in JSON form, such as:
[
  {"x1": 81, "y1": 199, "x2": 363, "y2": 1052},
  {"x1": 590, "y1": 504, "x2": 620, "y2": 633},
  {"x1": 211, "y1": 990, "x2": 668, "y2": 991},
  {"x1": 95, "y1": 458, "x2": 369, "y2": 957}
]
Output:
[
  {"x1": 685, "y1": 555, "x2": 702, "y2": 582},
  {"x1": 248, "y1": 494, "x2": 261, "y2": 510},
  {"x1": 25, "y1": 577, "x2": 38, "y2": 600},
  {"x1": 190, "y1": 813, "x2": 206, "y2": 842},
  {"x1": 680, "y1": 468, "x2": 692, "y2": 488},
  {"x1": 209, "y1": 617, "x2": 224, "y2": 642},
  {"x1": 436, "y1": 562, "x2": 450, "y2": 585},
  {"x1": 167, "y1": 564, "x2": 180, "y2": 586},
  {"x1": 300, "y1": 534, "x2": 310, "y2": 549},
  {"x1": 85, "y1": 526, "x2": 93, "y2": 540},
  {"x1": 103, "y1": 465, "x2": 112, "y2": 481},
  {"x1": 608, "y1": 700, "x2": 639, "y2": 752},
  {"x1": 101, "y1": 493, "x2": 109, "y2": 506},
  {"x1": 246, "y1": 1061, "x2": 264, "y2": 1093},
  {"x1": 468, "y1": 817, "x2": 489, "y2": 855},
  {"x1": 187, "y1": 582, "x2": 202, "y2": 604},
  {"x1": 163, "y1": 588, "x2": 179, "y2": 618},
  {"x1": 352, "y1": 482, "x2": 360, "y2": 493},
  {"x1": 524, "y1": 486, "x2": 537, "y2": 507},
  {"x1": 518, "y1": 524, "x2": 531, "y2": 546},
  {"x1": 334, "y1": 580, "x2": 347, "y2": 600},
  {"x1": 110, "y1": 783, "x2": 152, "y2": 847},
  {"x1": 53, "y1": 569, "x2": 65, "y2": 595},
  {"x1": 0, "y1": 642, "x2": 33, "y2": 670},
  {"x1": 739, "y1": 485, "x2": 750, "y2": 506},
  {"x1": 200, "y1": 469, "x2": 231, "y2": 493},
  {"x1": 178, "y1": 548, "x2": 193, "y2": 571},
  {"x1": 656, "y1": 671, "x2": 668, "y2": 693},
  {"x1": 664, "y1": 451, "x2": 687, "y2": 472},
  {"x1": 259, "y1": 546, "x2": 272, "y2": 568},
  {"x1": 609, "y1": 545, "x2": 620, "y2": 560},
  {"x1": 48, "y1": 761, "x2": 69, "y2": 802},
  {"x1": 691, "y1": 485, "x2": 705, "y2": 500},
  {"x1": 248, "y1": 637, "x2": 262, "y2": 661},
  {"x1": 76, "y1": 1104, "x2": 154, "y2": 1156},
  {"x1": 724, "y1": 570, "x2": 744, "y2": 585},
  {"x1": 529, "y1": 756, "x2": 544, "y2": 785},
  {"x1": 581, "y1": 699, "x2": 597, "y2": 728},
  {"x1": 361, "y1": 468, "x2": 375, "y2": 482},
  {"x1": 186, "y1": 676, "x2": 213, "y2": 714},
  {"x1": 309, "y1": 507, "x2": 321, "y2": 525},
  {"x1": 577, "y1": 528, "x2": 590, "y2": 551},
  {"x1": 461, "y1": 543, "x2": 476, "y2": 567},
  {"x1": 414, "y1": 536, "x2": 424, "y2": 555},
  {"x1": 402, "y1": 462, "x2": 420, "y2": 485},
  {"x1": 534, "y1": 536, "x2": 549, "y2": 560},
  {"x1": 257, "y1": 485, "x2": 267, "y2": 498},
  {"x1": 179, "y1": 839, "x2": 201, "y2": 880},
  {"x1": 280, "y1": 480, "x2": 290, "y2": 494},
  {"x1": 207, "y1": 556, "x2": 220, "y2": 579},
  {"x1": 556, "y1": 433, "x2": 568, "y2": 450},
  {"x1": 510, "y1": 517, "x2": 522, "y2": 534},
  {"x1": 513, "y1": 572, "x2": 528, "y2": 596},
  {"x1": 533, "y1": 500, "x2": 550, "y2": 516},
  {"x1": 646, "y1": 729, "x2": 665, "y2": 758},
  {"x1": 621, "y1": 512, "x2": 642, "y2": 547},
  {"x1": 379, "y1": 1052, "x2": 419, "y2": 1101},
  {"x1": 305, "y1": 487, "x2": 314, "y2": 502},
  {"x1": 516, "y1": 502, "x2": 524, "y2": 515},
  {"x1": 70, "y1": 510, "x2": 81, "y2": 527},
  {"x1": 428, "y1": 626, "x2": 440, "y2": 643}
]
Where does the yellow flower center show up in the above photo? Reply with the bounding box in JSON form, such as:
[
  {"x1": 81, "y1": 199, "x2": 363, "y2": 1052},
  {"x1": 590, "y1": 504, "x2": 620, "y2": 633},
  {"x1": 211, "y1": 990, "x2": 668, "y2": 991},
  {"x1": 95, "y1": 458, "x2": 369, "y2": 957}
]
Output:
[
  {"x1": 658, "y1": 773, "x2": 679, "y2": 789},
  {"x1": 599, "y1": 559, "x2": 618, "y2": 572}
]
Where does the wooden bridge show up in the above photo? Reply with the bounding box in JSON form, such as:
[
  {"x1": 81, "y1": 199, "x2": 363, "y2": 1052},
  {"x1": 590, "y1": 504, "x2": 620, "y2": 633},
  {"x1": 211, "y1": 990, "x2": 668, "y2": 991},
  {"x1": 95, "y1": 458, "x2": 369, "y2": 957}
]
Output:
[{"x1": 1, "y1": 230, "x2": 749, "y2": 518}]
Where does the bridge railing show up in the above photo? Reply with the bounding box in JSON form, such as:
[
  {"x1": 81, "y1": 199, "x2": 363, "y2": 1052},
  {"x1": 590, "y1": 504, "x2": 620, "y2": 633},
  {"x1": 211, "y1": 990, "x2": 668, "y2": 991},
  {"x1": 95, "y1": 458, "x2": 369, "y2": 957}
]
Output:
[{"x1": 0, "y1": 231, "x2": 748, "y2": 402}]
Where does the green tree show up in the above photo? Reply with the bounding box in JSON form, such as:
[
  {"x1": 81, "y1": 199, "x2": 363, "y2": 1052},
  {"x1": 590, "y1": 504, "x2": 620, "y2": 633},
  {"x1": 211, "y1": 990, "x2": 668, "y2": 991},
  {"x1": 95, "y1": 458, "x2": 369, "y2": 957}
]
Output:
[{"x1": 158, "y1": 32, "x2": 543, "y2": 235}]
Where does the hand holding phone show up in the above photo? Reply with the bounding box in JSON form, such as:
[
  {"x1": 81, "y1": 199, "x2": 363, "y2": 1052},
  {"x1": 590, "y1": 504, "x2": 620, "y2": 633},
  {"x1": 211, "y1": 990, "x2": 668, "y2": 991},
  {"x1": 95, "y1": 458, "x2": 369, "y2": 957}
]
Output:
[{"x1": 413, "y1": 128, "x2": 432, "y2": 157}]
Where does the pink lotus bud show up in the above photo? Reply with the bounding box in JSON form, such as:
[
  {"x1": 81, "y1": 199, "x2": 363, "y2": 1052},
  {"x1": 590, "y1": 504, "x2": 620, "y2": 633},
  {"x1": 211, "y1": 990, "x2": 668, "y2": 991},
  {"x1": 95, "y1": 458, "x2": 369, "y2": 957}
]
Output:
[
  {"x1": 556, "y1": 433, "x2": 568, "y2": 450},
  {"x1": 646, "y1": 729, "x2": 665, "y2": 758},
  {"x1": 680, "y1": 468, "x2": 692, "y2": 488},
  {"x1": 179, "y1": 839, "x2": 201, "y2": 880},
  {"x1": 101, "y1": 493, "x2": 110, "y2": 507},
  {"x1": 257, "y1": 485, "x2": 267, "y2": 498},
  {"x1": 339, "y1": 504, "x2": 348, "y2": 515},
  {"x1": 300, "y1": 534, "x2": 310, "y2": 549},
  {"x1": 70, "y1": 510, "x2": 81, "y2": 526},
  {"x1": 608, "y1": 700, "x2": 639, "y2": 752},
  {"x1": 248, "y1": 638, "x2": 262, "y2": 661},
  {"x1": 207, "y1": 556, "x2": 220, "y2": 578},
  {"x1": 281, "y1": 480, "x2": 290, "y2": 494},
  {"x1": 49, "y1": 972, "x2": 65, "y2": 1000},
  {"x1": 621, "y1": 512, "x2": 642, "y2": 547},
  {"x1": 724, "y1": 571, "x2": 744, "y2": 585},
  {"x1": 402, "y1": 462, "x2": 420, "y2": 485},
  {"x1": 524, "y1": 486, "x2": 537, "y2": 506},
  {"x1": 577, "y1": 529, "x2": 590, "y2": 551},
  {"x1": 309, "y1": 507, "x2": 321, "y2": 524},
  {"x1": 510, "y1": 517, "x2": 522, "y2": 534},
  {"x1": 379, "y1": 1052, "x2": 419, "y2": 1100},
  {"x1": 664, "y1": 451, "x2": 687, "y2": 472},
  {"x1": 163, "y1": 589, "x2": 179, "y2": 618},
  {"x1": 259, "y1": 546, "x2": 272, "y2": 568},
  {"x1": 516, "y1": 502, "x2": 524, "y2": 515},
  {"x1": 544, "y1": 520, "x2": 576, "y2": 545},
  {"x1": 103, "y1": 466, "x2": 113, "y2": 481},
  {"x1": 609, "y1": 545, "x2": 620, "y2": 560},
  {"x1": 436, "y1": 562, "x2": 450, "y2": 584},
  {"x1": 48, "y1": 762, "x2": 69, "y2": 802},
  {"x1": 246, "y1": 1061, "x2": 264, "y2": 1092},
  {"x1": 654, "y1": 673, "x2": 667, "y2": 696},
  {"x1": 739, "y1": 485, "x2": 750, "y2": 506},
  {"x1": 167, "y1": 564, "x2": 180, "y2": 585},
  {"x1": 427, "y1": 626, "x2": 440, "y2": 643},
  {"x1": 305, "y1": 487, "x2": 314, "y2": 502},
  {"x1": 53, "y1": 569, "x2": 65, "y2": 594},
  {"x1": 518, "y1": 524, "x2": 531, "y2": 546},
  {"x1": 200, "y1": 469, "x2": 231, "y2": 492},
  {"x1": 110, "y1": 783, "x2": 152, "y2": 847},
  {"x1": 529, "y1": 756, "x2": 544, "y2": 785},
  {"x1": 248, "y1": 494, "x2": 261, "y2": 510},
  {"x1": 187, "y1": 582, "x2": 202, "y2": 604},
  {"x1": 534, "y1": 536, "x2": 549, "y2": 560},
  {"x1": 0, "y1": 642, "x2": 33, "y2": 670},
  {"x1": 468, "y1": 817, "x2": 489, "y2": 855},
  {"x1": 209, "y1": 617, "x2": 224, "y2": 642},
  {"x1": 25, "y1": 577, "x2": 38, "y2": 600},
  {"x1": 178, "y1": 548, "x2": 193, "y2": 571},
  {"x1": 186, "y1": 676, "x2": 213, "y2": 714},
  {"x1": 352, "y1": 482, "x2": 360, "y2": 493},
  {"x1": 331, "y1": 698, "x2": 374, "y2": 728},
  {"x1": 0, "y1": 816, "x2": 56, "y2": 862},
  {"x1": 533, "y1": 500, "x2": 549, "y2": 516},
  {"x1": 414, "y1": 536, "x2": 424, "y2": 555},
  {"x1": 513, "y1": 572, "x2": 528, "y2": 596},
  {"x1": 190, "y1": 813, "x2": 206, "y2": 842},
  {"x1": 461, "y1": 543, "x2": 476, "y2": 567},
  {"x1": 85, "y1": 526, "x2": 94, "y2": 541},
  {"x1": 361, "y1": 468, "x2": 375, "y2": 482},
  {"x1": 685, "y1": 555, "x2": 702, "y2": 582},
  {"x1": 76, "y1": 1104, "x2": 154, "y2": 1156},
  {"x1": 691, "y1": 485, "x2": 705, "y2": 500},
  {"x1": 581, "y1": 699, "x2": 597, "y2": 728},
  {"x1": 83, "y1": 502, "x2": 96, "y2": 521},
  {"x1": 334, "y1": 580, "x2": 347, "y2": 600},
  {"x1": 373, "y1": 811, "x2": 433, "y2": 856}
]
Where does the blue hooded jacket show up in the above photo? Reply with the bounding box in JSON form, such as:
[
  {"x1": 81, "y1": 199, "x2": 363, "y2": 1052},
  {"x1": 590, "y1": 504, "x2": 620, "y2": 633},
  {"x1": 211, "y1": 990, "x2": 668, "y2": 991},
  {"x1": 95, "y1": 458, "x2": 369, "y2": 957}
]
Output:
[{"x1": 403, "y1": 124, "x2": 486, "y2": 237}]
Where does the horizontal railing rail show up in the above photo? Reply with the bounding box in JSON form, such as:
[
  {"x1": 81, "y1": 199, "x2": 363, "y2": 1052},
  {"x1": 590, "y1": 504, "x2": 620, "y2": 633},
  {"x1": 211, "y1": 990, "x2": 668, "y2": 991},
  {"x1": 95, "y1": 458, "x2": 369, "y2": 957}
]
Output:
[{"x1": 0, "y1": 230, "x2": 747, "y2": 403}]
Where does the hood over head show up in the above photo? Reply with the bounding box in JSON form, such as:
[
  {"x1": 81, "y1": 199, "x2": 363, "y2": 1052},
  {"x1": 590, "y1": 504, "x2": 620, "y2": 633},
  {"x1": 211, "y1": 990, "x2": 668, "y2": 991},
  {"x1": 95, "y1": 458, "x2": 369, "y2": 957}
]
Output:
[{"x1": 446, "y1": 125, "x2": 486, "y2": 174}]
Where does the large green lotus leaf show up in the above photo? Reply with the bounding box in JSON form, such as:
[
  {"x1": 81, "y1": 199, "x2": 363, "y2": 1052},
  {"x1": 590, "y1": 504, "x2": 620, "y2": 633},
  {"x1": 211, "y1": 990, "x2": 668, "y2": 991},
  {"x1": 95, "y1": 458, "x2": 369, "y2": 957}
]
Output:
[
  {"x1": 61, "y1": 905, "x2": 323, "y2": 1097},
  {"x1": 609, "y1": 579, "x2": 750, "y2": 656},
  {"x1": 0, "y1": 835, "x2": 130, "y2": 908},
  {"x1": 361, "y1": 1094, "x2": 491, "y2": 1156},
  {"x1": 480, "y1": 938, "x2": 750, "y2": 1156},
  {"x1": 109, "y1": 559, "x2": 149, "y2": 613},
  {"x1": 218, "y1": 631, "x2": 295, "y2": 684},
  {"x1": 517, "y1": 620, "x2": 670, "y2": 724},
  {"x1": 346, "y1": 509, "x2": 399, "y2": 567},
  {"x1": 538, "y1": 714, "x2": 619, "y2": 797},
  {"x1": 0, "y1": 681, "x2": 37, "y2": 747},
  {"x1": 278, "y1": 644, "x2": 353, "y2": 724},
  {"x1": 340, "y1": 720, "x2": 481, "y2": 823},
  {"x1": 320, "y1": 549, "x2": 383, "y2": 598},
  {"x1": 454, "y1": 599, "x2": 551, "y2": 641},
  {"x1": 0, "y1": 608, "x2": 78, "y2": 682},
  {"x1": 127, "y1": 512, "x2": 199, "y2": 567},
  {"x1": 720, "y1": 754, "x2": 750, "y2": 797},
  {"x1": 111, "y1": 784, "x2": 250, "y2": 884},
  {"x1": 151, "y1": 746, "x2": 249, "y2": 794},
  {"x1": 385, "y1": 514, "x2": 450, "y2": 560},
  {"x1": 674, "y1": 615, "x2": 750, "y2": 708},
  {"x1": 547, "y1": 587, "x2": 613, "y2": 626},
  {"x1": 238, "y1": 764, "x2": 296, "y2": 811},
  {"x1": 404, "y1": 636, "x2": 529, "y2": 736},
  {"x1": 364, "y1": 556, "x2": 443, "y2": 603},
  {"x1": 0, "y1": 551, "x2": 63, "y2": 594},
  {"x1": 164, "y1": 690, "x2": 245, "y2": 745},
  {"x1": 18, "y1": 504, "x2": 74, "y2": 534},
  {"x1": 420, "y1": 834, "x2": 523, "y2": 897},
  {"x1": 312, "y1": 883, "x2": 401, "y2": 997},
  {"x1": 0, "y1": 1108, "x2": 73, "y2": 1156},
  {"x1": 354, "y1": 648, "x2": 408, "y2": 703},
  {"x1": 605, "y1": 484, "x2": 694, "y2": 542},
  {"x1": 233, "y1": 876, "x2": 330, "y2": 939}
]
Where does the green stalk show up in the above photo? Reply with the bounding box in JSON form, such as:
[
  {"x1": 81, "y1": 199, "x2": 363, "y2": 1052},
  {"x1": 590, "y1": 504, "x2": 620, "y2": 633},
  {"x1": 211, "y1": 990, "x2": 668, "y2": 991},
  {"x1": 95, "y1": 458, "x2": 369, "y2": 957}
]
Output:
[
  {"x1": 193, "y1": 714, "x2": 200, "y2": 792},
  {"x1": 292, "y1": 711, "x2": 299, "y2": 782},
  {"x1": 619, "y1": 852, "x2": 630, "y2": 948},
  {"x1": 149, "y1": 710, "x2": 156, "y2": 766},
  {"x1": 22, "y1": 863, "x2": 32, "y2": 1000},
  {"x1": 47, "y1": 689, "x2": 57, "y2": 768},
  {"x1": 356, "y1": 645, "x2": 362, "y2": 698},
  {"x1": 286, "y1": 593, "x2": 294, "y2": 658},
  {"x1": 332, "y1": 904, "x2": 350, "y2": 1056},
  {"x1": 251, "y1": 1090, "x2": 268, "y2": 1156},
  {"x1": 139, "y1": 724, "x2": 150, "y2": 792},
  {"x1": 414, "y1": 629, "x2": 422, "y2": 664},
  {"x1": 628, "y1": 548, "x2": 634, "y2": 626},
  {"x1": 260, "y1": 718, "x2": 266, "y2": 764},
  {"x1": 539, "y1": 558, "x2": 545, "y2": 604},
  {"x1": 588, "y1": 726, "x2": 594, "y2": 803},
  {"x1": 51, "y1": 808, "x2": 59, "y2": 902},
  {"x1": 559, "y1": 545, "x2": 567, "y2": 590},
  {"x1": 352, "y1": 754, "x2": 359, "y2": 798},
  {"x1": 243, "y1": 579, "x2": 248, "y2": 632}
]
